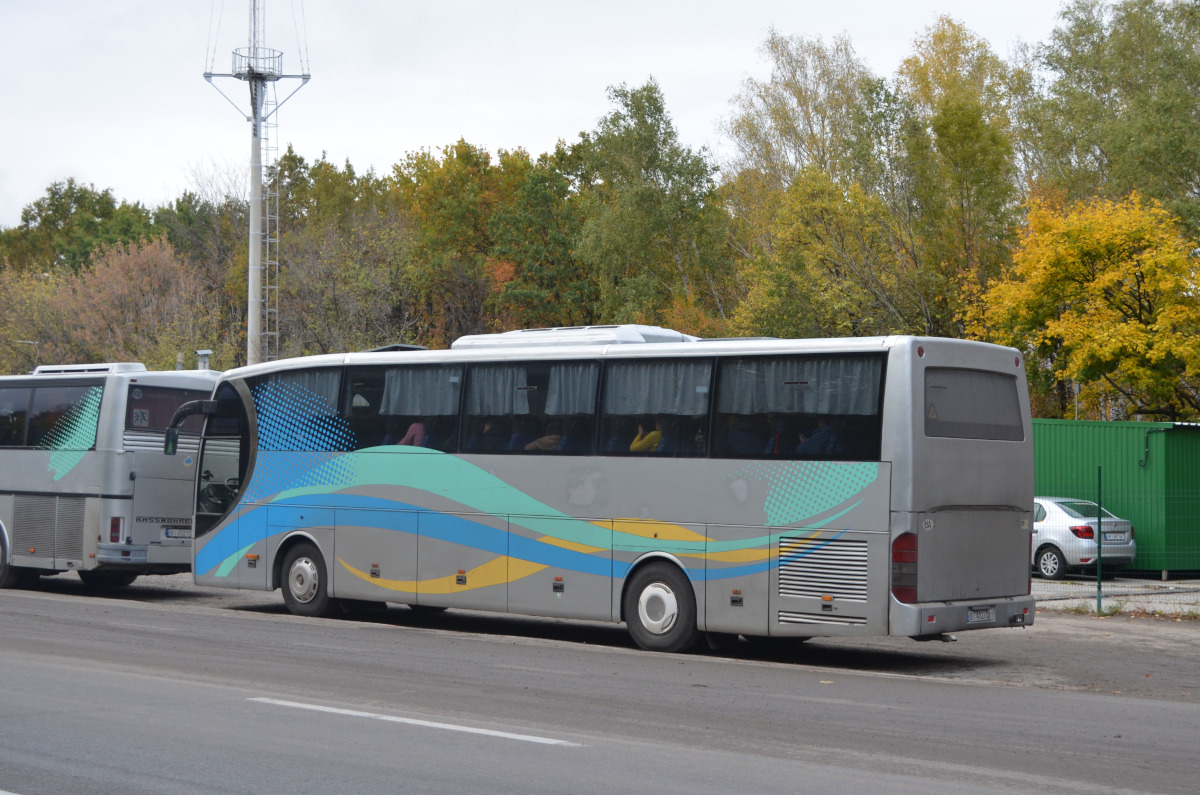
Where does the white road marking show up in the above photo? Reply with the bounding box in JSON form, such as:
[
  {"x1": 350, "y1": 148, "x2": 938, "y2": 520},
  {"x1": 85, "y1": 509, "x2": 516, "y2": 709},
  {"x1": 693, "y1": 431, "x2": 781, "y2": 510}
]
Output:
[{"x1": 249, "y1": 697, "x2": 582, "y2": 747}]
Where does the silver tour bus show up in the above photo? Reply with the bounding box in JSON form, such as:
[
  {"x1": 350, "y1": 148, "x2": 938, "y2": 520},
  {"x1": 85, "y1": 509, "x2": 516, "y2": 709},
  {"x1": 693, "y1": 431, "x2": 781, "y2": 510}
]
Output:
[
  {"x1": 0, "y1": 363, "x2": 220, "y2": 589},
  {"x1": 170, "y1": 327, "x2": 1034, "y2": 651}
]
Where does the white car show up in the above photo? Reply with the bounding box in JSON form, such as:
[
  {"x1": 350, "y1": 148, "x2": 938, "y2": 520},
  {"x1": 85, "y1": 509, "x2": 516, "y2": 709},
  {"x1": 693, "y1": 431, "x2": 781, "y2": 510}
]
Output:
[{"x1": 1032, "y1": 497, "x2": 1137, "y2": 580}]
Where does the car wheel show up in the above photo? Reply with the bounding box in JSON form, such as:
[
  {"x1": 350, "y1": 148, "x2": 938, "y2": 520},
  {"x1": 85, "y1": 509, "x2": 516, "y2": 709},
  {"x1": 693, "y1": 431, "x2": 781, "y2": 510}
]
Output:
[
  {"x1": 623, "y1": 562, "x2": 700, "y2": 653},
  {"x1": 280, "y1": 541, "x2": 339, "y2": 618},
  {"x1": 1036, "y1": 546, "x2": 1065, "y2": 580}
]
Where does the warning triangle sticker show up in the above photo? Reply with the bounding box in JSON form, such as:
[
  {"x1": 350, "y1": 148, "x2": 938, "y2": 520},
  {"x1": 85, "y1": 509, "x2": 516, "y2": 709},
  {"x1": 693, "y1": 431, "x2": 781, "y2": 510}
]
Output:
[{"x1": 928, "y1": 404, "x2": 938, "y2": 420}]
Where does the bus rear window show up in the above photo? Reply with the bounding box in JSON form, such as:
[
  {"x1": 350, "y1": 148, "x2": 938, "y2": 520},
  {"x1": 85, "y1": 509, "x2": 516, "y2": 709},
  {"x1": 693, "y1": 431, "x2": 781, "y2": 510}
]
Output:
[
  {"x1": 126, "y1": 386, "x2": 210, "y2": 434},
  {"x1": 924, "y1": 368, "x2": 1023, "y2": 441}
]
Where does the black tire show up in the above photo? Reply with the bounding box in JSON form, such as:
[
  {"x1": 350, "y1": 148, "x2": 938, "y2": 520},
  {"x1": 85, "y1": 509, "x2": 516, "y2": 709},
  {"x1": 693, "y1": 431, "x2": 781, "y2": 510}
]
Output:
[
  {"x1": 1036, "y1": 545, "x2": 1066, "y2": 580},
  {"x1": 407, "y1": 604, "x2": 448, "y2": 616},
  {"x1": 279, "y1": 541, "x2": 339, "y2": 617},
  {"x1": 0, "y1": 537, "x2": 35, "y2": 589},
  {"x1": 78, "y1": 570, "x2": 139, "y2": 588},
  {"x1": 623, "y1": 562, "x2": 700, "y2": 653}
]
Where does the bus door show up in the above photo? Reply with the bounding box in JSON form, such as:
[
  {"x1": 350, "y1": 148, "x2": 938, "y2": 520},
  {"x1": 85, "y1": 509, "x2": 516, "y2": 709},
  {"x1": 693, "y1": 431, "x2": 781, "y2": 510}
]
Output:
[{"x1": 125, "y1": 384, "x2": 211, "y2": 559}]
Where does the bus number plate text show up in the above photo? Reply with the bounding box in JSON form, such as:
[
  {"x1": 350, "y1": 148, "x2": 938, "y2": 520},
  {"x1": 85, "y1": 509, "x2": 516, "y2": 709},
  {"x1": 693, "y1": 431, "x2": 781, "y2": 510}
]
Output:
[
  {"x1": 165, "y1": 527, "x2": 193, "y2": 539},
  {"x1": 967, "y1": 607, "x2": 995, "y2": 624}
]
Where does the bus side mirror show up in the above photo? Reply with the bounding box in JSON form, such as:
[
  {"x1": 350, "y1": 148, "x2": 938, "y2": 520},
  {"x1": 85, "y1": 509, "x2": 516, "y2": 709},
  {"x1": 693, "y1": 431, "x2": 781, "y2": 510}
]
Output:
[{"x1": 163, "y1": 399, "x2": 219, "y2": 455}]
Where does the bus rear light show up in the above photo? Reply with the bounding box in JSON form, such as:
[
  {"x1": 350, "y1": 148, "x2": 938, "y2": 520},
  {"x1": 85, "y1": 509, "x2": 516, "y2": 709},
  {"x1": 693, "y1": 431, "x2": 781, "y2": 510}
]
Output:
[
  {"x1": 891, "y1": 532, "x2": 918, "y2": 604},
  {"x1": 1069, "y1": 525, "x2": 1094, "y2": 539},
  {"x1": 109, "y1": 517, "x2": 124, "y2": 543}
]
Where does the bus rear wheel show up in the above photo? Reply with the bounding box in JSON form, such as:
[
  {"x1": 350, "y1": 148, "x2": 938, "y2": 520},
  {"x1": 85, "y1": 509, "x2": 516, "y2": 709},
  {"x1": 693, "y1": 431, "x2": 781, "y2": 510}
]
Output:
[
  {"x1": 280, "y1": 541, "x2": 339, "y2": 618},
  {"x1": 0, "y1": 541, "x2": 35, "y2": 589},
  {"x1": 623, "y1": 562, "x2": 700, "y2": 653},
  {"x1": 77, "y1": 570, "x2": 138, "y2": 588}
]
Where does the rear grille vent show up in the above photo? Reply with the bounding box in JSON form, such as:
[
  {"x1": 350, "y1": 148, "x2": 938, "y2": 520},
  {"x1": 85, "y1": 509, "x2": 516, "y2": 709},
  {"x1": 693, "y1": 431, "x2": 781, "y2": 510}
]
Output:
[
  {"x1": 12, "y1": 495, "x2": 86, "y2": 561},
  {"x1": 123, "y1": 431, "x2": 199, "y2": 454},
  {"x1": 778, "y1": 537, "x2": 868, "y2": 601},
  {"x1": 778, "y1": 610, "x2": 867, "y2": 626}
]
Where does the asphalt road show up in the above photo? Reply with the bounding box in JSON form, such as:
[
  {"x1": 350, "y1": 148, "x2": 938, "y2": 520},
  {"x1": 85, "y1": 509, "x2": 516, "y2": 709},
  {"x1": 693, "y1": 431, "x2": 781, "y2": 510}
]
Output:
[{"x1": 1, "y1": 574, "x2": 1198, "y2": 794}]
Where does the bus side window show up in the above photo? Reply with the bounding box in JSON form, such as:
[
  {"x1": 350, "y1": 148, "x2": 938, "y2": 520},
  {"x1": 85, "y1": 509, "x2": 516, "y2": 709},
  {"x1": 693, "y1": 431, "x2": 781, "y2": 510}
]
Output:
[
  {"x1": 0, "y1": 386, "x2": 30, "y2": 447},
  {"x1": 599, "y1": 359, "x2": 712, "y2": 458}
]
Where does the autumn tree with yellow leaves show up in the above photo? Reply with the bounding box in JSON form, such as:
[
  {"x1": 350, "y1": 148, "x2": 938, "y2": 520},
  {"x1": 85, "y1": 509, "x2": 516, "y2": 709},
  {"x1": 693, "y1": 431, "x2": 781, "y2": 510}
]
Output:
[{"x1": 969, "y1": 194, "x2": 1200, "y2": 420}]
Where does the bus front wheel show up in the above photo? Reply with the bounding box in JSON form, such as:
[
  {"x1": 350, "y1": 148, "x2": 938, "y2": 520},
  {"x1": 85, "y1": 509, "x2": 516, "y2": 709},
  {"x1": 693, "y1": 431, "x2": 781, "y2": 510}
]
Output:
[
  {"x1": 623, "y1": 562, "x2": 700, "y2": 653},
  {"x1": 280, "y1": 541, "x2": 339, "y2": 618}
]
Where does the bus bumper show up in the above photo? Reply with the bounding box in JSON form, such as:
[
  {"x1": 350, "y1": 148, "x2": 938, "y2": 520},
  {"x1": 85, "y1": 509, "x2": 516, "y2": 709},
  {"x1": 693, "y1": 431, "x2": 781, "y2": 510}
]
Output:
[
  {"x1": 96, "y1": 543, "x2": 149, "y2": 566},
  {"x1": 889, "y1": 594, "x2": 1035, "y2": 637}
]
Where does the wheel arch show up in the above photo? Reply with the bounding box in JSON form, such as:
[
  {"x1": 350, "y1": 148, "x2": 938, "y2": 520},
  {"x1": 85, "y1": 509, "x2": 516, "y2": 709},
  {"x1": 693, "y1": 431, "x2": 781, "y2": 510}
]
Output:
[
  {"x1": 618, "y1": 551, "x2": 696, "y2": 624},
  {"x1": 270, "y1": 530, "x2": 324, "y2": 591}
]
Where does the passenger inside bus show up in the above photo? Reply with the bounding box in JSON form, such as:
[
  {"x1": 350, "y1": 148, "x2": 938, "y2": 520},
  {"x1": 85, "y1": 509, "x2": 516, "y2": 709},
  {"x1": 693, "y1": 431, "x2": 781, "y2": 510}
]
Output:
[
  {"x1": 630, "y1": 417, "x2": 662, "y2": 453},
  {"x1": 525, "y1": 419, "x2": 563, "y2": 452}
]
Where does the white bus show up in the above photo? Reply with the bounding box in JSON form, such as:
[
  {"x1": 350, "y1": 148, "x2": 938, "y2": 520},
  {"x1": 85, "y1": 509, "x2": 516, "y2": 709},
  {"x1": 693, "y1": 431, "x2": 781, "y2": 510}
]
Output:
[
  {"x1": 0, "y1": 363, "x2": 220, "y2": 589},
  {"x1": 171, "y1": 327, "x2": 1035, "y2": 651}
]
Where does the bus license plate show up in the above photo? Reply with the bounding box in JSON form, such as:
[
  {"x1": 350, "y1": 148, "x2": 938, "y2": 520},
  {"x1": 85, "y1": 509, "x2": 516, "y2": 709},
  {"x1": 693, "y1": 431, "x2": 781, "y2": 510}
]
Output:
[
  {"x1": 165, "y1": 527, "x2": 192, "y2": 539},
  {"x1": 1103, "y1": 532, "x2": 1121, "y2": 541},
  {"x1": 967, "y1": 607, "x2": 995, "y2": 624}
]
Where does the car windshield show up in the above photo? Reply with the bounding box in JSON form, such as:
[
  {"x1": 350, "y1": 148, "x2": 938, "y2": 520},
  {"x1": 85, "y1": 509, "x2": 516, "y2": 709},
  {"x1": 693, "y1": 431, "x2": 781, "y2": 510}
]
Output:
[{"x1": 1056, "y1": 500, "x2": 1117, "y2": 519}]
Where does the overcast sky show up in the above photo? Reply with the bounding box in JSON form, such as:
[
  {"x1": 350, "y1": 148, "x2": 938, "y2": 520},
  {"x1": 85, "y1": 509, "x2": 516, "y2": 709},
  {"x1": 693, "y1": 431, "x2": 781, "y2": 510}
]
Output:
[{"x1": 0, "y1": 1, "x2": 1066, "y2": 228}]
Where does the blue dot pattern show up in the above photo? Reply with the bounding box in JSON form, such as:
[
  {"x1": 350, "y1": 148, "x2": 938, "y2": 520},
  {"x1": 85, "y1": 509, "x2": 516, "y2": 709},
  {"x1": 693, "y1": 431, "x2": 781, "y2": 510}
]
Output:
[
  {"x1": 244, "y1": 381, "x2": 357, "y2": 503},
  {"x1": 736, "y1": 460, "x2": 879, "y2": 527}
]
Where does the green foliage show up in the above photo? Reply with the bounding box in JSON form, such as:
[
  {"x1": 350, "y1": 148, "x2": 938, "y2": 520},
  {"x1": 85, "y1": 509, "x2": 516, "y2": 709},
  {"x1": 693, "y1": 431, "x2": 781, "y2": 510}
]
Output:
[
  {"x1": 1, "y1": 178, "x2": 154, "y2": 273},
  {"x1": 1027, "y1": 0, "x2": 1200, "y2": 234},
  {"x1": 575, "y1": 80, "x2": 734, "y2": 329}
]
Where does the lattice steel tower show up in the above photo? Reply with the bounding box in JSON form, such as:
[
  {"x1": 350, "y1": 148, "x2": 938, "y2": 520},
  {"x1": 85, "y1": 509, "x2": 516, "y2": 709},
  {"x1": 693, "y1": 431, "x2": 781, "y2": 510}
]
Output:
[{"x1": 205, "y1": 0, "x2": 310, "y2": 365}]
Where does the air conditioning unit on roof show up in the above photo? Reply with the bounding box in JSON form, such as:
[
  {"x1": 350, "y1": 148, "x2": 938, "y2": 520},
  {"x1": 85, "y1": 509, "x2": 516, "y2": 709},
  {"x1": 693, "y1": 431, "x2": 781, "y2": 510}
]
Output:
[{"x1": 451, "y1": 325, "x2": 699, "y2": 349}]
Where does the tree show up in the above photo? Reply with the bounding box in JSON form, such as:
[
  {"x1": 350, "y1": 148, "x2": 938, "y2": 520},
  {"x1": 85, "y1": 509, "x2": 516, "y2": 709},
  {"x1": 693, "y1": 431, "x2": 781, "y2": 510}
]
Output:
[
  {"x1": 489, "y1": 155, "x2": 598, "y2": 329},
  {"x1": 575, "y1": 80, "x2": 733, "y2": 330},
  {"x1": 1025, "y1": 0, "x2": 1200, "y2": 234},
  {"x1": 969, "y1": 193, "x2": 1200, "y2": 419},
  {"x1": 0, "y1": 178, "x2": 153, "y2": 273}
]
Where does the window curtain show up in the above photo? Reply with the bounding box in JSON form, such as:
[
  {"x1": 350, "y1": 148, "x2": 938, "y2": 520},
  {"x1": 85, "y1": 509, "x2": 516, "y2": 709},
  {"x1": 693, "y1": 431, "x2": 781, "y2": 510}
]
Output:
[
  {"x1": 602, "y1": 360, "x2": 711, "y2": 416},
  {"x1": 717, "y1": 356, "x2": 882, "y2": 415},
  {"x1": 544, "y1": 362, "x2": 598, "y2": 415},
  {"x1": 464, "y1": 365, "x2": 531, "y2": 415},
  {"x1": 380, "y1": 366, "x2": 463, "y2": 416}
]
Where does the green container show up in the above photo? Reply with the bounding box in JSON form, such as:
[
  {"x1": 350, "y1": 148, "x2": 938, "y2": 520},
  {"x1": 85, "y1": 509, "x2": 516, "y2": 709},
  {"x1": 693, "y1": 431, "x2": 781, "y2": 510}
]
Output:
[{"x1": 1033, "y1": 419, "x2": 1200, "y2": 572}]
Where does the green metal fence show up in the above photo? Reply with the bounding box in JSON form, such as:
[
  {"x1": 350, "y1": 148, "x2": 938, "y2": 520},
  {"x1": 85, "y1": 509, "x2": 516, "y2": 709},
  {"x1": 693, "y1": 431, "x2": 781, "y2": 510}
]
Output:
[{"x1": 1032, "y1": 419, "x2": 1200, "y2": 616}]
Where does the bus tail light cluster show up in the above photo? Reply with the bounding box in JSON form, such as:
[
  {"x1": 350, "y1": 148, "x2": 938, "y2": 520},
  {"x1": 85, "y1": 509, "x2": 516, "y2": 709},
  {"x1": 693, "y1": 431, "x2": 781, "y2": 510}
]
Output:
[
  {"x1": 891, "y1": 532, "x2": 918, "y2": 604},
  {"x1": 109, "y1": 517, "x2": 124, "y2": 543}
]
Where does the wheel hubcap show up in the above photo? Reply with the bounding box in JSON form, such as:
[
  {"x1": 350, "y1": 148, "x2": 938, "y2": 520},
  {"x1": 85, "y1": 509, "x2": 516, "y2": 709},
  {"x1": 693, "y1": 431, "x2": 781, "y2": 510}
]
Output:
[
  {"x1": 638, "y1": 582, "x2": 679, "y2": 635},
  {"x1": 288, "y1": 556, "x2": 319, "y2": 604},
  {"x1": 1040, "y1": 553, "x2": 1058, "y2": 577}
]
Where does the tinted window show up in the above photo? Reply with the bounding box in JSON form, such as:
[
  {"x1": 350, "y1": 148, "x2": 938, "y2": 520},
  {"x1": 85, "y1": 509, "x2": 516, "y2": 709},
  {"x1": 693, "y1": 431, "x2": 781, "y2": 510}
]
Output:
[
  {"x1": 600, "y1": 359, "x2": 711, "y2": 457},
  {"x1": 925, "y1": 368, "x2": 1024, "y2": 441},
  {"x1": 345, "y1": 364, "x2": 464, "y2": 452},
  {"x1": 247, "y1": 368, "x2": 348, "y2": 452},
  {"x1": 28, "y1": 383, "x2": 104, "y2": 450},
  {"x1": 126, "y1": 386, "x2": 210, "y2": 434},
  {"x1": 0, "y1": 386, "x2": 30, "y2": 447},
  {"x1": 714, "y1": 354, "x2": 884, "y2": 461},
  {"x1": 1057, "y1": 500, "x2": 1116, "y2": 519},
  {"x1": 464, "y1": 361, "x2": 598, "y2": 454}
]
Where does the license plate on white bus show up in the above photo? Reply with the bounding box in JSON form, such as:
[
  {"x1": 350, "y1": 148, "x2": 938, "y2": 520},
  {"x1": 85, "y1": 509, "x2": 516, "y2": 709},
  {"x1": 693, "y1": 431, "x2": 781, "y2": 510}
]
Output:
[
  {"x1": 967, "y1": 607, "x2": 995, "y2": 623},
  {"x1": 165, "y1": 527, "x2": 193, "y2": 539}
]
